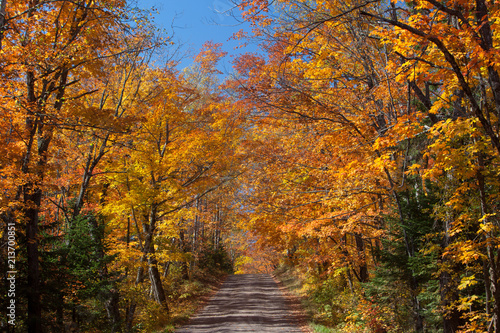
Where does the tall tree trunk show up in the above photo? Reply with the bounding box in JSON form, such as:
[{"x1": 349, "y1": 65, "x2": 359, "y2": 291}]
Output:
[
  {"x1": 125, "y1": 301, "x2": 136, "y2": 333},
  {"x1": 487, "y1": 246, "x2": 500, "y2": 333},
  {"x1": 24, "y1": 132, "x2": 52, "y2": 333},
  {"x1": 25, "y1": 187, "x2": 42, "y2": 333},
  {"x1": 477, "y1": 153, "x2": 500, "y2": 332},
  {"x1": 475, "y1": 0, "x2": 500, "y2": 120},
  {"x1": 105, "y1": 289, "x2": 122, "y2": 333},
  {"x1": 0, "y1": 0, "x2": 7, "y2": 50},
  {"x1": 148, "y1": 252, "x2": 169, "y2": 312},
  {"x1": 354, "y1": 233, "x2": 368, "y2": 282},
  {"x1": 56, "y1": 291, "x2": 64, "y2": 331},
  {"x1": 24, "y1": 67, "x2": 43, "y2": 333},
  {"x1": 179, "y1": 228, "x2": 190, "y2": 280},
  {"x1": 142, "y1": 206, "x2": 169, "y2": 311}
]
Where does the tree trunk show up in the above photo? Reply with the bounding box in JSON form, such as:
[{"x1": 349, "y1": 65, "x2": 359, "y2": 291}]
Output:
[
  {"x1": 141, "y1": 206, "x2": 169, "y2": 311},
  {"x1": 105, "y1": 289, "x2": 122, "y2": 333},
  {"x1": 179, "y1": 229, "x2": 190, "y2": 280},
  {"x1": 148, "y1": 256, "x2": 169, "y2": 312},
  {"x1": 125, "y1": 302, "x2": 136, "y2": 333},
  {"x1": 163, "y1": 262, "x2": 171, "y2": 278},
  {"x1": 25, "y1": 188, "x2": 42, "y2": 333},
  {"x1": 487, "y1": 247, "x2": 500, "y2": 333},
  {"x1": 56, "y1": 291, "x2": 64, "y2": 331},
  {"x1": 25, "y1": 68, "x2": 44, "y2": 333},
  {"x1": 475, "y1": 0, "x2": 500, "y2": 120},
  {"x1": 0, "y1": 0, "x2": 7, "y2": 50},
  {"x1": 354, "y1": 233, "x2": 368, "y2": 282},
  {"x1": 477, "y1": 153, "x2": 500, "y2": 332}
]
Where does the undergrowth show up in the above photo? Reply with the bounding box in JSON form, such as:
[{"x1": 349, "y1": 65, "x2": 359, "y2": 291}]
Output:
[{"x1": 165, "y1": 267, "x2": 227, "y2": 332}]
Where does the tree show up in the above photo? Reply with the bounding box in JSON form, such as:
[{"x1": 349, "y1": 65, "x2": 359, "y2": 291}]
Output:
[
  {"x1": 231, "y1": 0, "x2": 500, "y2": 330},
  {"x1": 0, "y1": 1, "x2": 158, "y2": 330},
  {"x1": 101, "y1": 44, "x2": 244, "y2": 328}
]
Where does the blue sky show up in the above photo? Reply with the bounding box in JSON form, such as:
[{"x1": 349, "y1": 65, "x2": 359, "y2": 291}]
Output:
[{"x1": 139, "y1": 0, "x2": 258, "y2": 71}]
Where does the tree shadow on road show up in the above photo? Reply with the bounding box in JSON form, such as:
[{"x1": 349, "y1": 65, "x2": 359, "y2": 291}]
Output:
[{"x1": 176, "y1": 274, "x2": 303, "y2": 332}]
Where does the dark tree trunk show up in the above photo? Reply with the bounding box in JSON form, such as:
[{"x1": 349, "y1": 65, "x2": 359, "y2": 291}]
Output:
[
  {"x1": 355, "y1": 233, "x2": 368, "y2": 282},
  {"x1": 0, "y1": 0, "x2": 7, "y2": 50},
  {"x1": 25, "y1": 68, "x2": 43, "y2": 333},
  {"x1": 25, "y1": 188, "x2": 42, "y2": 333},
  {"x1": 477, "y1": 153, "x2": 500, "y2": 332},
  {"x1": 56, "y1": 291, "x2": 64, "y2": 331},
  {"x1": 179, "y1": 229, "x2": 190, "y2": 280},
  {"x1": 105, "y1": 289, "x2": 122, "y2": 333},
  {"x1": 125, "y1": 302, "x2": 136, "y2": 333}
]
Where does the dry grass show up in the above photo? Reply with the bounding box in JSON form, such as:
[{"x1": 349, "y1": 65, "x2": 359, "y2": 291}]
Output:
[{"x1": 272, "y1": 271, "x2": 315, "y2": 333}]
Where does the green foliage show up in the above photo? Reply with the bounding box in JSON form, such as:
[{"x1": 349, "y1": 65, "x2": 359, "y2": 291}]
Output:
[
  {"x1": 309, "y1": 322, "x2": 336, "y2": 333},
  {"x1": 364, "y1": 177, "x2": 443, "y2": 332},
  {"x1": 64, "y1": 213, "x2": 116, "y2": 299},
  {"x1": 274, "y1": 264, "x2": 358, "y2": 331},
  {"x1": 198, "y1": 244, "x2": 234, "y2": 274},
  {"x1": 309, "y1": 276, "x2": 352, "y2": 325},
  {"x1": 38, "y1": 212, "x2": 118, "y2": 331}
]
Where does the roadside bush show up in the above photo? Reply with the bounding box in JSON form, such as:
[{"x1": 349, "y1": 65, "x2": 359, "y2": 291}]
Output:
[{"x1": 198, "y1": 244, "x2": 234, "y2": 274}]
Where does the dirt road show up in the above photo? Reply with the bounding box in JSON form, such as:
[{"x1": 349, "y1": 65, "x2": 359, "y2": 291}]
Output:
[{"x1": 175, "y1": 274, "x2": 304, "y2": 332}]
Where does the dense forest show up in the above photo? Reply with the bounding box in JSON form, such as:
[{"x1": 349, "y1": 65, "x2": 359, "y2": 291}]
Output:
[{"x1": 1, "y1": 0, "x2": 500, "y2": 332}]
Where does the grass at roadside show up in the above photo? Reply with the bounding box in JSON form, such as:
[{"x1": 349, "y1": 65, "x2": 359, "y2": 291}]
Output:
[
  {"x1": 273, "y1": 265, "x2": 336, "y2": 333},
  {"x1": 161, "y1": 270, "x2": 227, "y2": 333}
]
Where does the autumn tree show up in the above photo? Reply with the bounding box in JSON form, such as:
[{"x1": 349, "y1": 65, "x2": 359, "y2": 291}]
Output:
[
  {"x1": 99, "y1": 43, "x2": 244, "y2": 330},
  {"x1": 232, "y1": 0, "x2": 406, "y2": 281},
  {"x1": 228, "y1": 0, "x2": 500, "y2": 331},
  {"x1": 359, "y1": 0, "x2": 500, "y2": 329},
  {"x1": 0, "y1": 1, "x2": 167, "y2": 331}
]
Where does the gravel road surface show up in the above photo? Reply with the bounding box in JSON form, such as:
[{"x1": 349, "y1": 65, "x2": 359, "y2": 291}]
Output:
[{"x1": 175, "y1": 274, "x2": 303, "y2": 333}]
